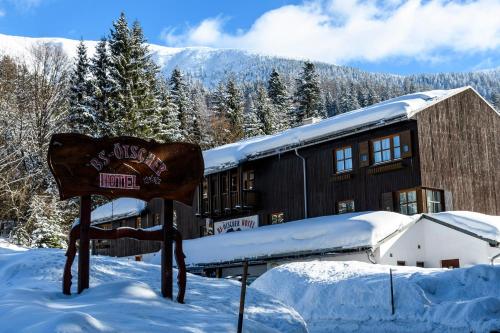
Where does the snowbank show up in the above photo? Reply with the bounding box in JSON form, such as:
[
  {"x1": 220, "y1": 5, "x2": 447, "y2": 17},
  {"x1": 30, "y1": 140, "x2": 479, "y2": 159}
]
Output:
[
  {"x1": 0, "y1": 239, "x2": 306, "y2": 333},
  {"x1": 252, "y1": 261, "x2": 500, "y2": 333},
  {"x1": 203, "y1": 87, "x2": 466, "y2": 174},
  {"x1": 176, "y1": 212, "x2": 413, "y2": 266},
  {"x1": 425, "y1": 211, "x2": 500, "y2": 242}
]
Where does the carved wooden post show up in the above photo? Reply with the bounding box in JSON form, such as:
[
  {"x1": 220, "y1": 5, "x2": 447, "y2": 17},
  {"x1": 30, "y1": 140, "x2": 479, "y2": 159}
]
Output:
[
  {"x1": 162, "y1": 199, "x2": 174, "y2": 299},
  {"x1": 78, "y1": 195, "x2": 91, "y2": 293}
]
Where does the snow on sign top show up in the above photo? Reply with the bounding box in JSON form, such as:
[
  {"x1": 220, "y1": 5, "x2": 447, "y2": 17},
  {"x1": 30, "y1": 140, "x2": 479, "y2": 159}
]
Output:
[
  {"x1": 182, "y1": 211, "x2": 414, "y2": 266},
  {"x1": 203, "y1": 87, "x2": 469, "y2": 174}
]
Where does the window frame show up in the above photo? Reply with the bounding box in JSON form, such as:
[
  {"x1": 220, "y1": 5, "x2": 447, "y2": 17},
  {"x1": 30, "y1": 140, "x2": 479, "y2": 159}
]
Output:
[
  {"x1": 372, "y1": 134, "x2": 401, "y2": 165},
  {"x1": 426, "y1": 189, "x2": 443, "y2": 213},
  {"x1": 398, "y1": 189, "x2": 418, "y2": 215},
  {"x1": 242, "y1": 170, "x2": 255, "y2": 190},
  {"x1": 334, "y1": 146, "x2": 353, "y2": 174},
  {"x1": 337, "y1": 199, "x2": 355, "y2": 214}
]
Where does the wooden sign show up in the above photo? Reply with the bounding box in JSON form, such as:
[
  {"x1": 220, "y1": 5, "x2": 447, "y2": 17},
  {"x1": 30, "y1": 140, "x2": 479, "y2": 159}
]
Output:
[{"x1": 47, "y1": 133, "x2": 204, "y2": 205}]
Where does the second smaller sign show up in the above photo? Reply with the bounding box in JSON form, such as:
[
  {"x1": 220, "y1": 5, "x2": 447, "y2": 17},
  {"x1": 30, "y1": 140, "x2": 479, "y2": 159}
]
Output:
[{"x1": 214, "y1": 215, "x2": 259, "y2": 235}]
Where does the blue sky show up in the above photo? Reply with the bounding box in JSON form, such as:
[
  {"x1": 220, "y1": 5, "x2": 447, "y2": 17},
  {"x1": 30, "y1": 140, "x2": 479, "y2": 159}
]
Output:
[{"x1": 0, "y1": 0, "x2": 499, "y2": 75}]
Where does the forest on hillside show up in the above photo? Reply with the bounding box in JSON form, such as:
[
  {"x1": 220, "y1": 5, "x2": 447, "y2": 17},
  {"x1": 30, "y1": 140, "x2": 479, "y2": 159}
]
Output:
[{"x1": 1, "y1": 13, "x2": 499, "y2": 248}]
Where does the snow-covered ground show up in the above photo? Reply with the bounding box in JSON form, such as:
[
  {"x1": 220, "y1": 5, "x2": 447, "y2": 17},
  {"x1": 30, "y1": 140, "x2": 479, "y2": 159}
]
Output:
[
  {"x1": 0, "y1": 238, "x2": 306, "y2": 333},
  {"x1": 252, "y1": 261, "x2": 500, "y2": 333}
]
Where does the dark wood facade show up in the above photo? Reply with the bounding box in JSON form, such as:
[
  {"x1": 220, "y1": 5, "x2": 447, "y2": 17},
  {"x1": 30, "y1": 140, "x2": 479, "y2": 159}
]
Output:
[
  {"x1": 93, "y1": 88, "x2": 499, "y2": 256},
  {"x1": 416, "y1": 89, "x2": 499, "y2": 215}
]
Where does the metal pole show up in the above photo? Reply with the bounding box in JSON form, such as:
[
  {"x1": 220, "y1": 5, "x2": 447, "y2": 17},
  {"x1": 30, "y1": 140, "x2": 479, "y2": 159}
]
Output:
[
  {"x1": 237, "y1": 261, "x2": 249, "y2": 333},
  {"x1": 390, "y1": 268, "x2": 395, "y2": 315}
]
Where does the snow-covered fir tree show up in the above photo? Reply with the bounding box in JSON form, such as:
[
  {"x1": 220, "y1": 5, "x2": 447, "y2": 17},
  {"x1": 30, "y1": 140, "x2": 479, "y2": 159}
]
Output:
[
  {"x1": 67, "y1": 40, "x2": 94, "y2": 135},
  {"x1": 156, "y1": 78, "x2": 182, "y2": 142},
  {"x1": 225, "y1": 78, "x2": 244, "y2": 140},
  {"x1": 27, "y1": 195, "x2": 67, "y2": 248},
  {"x1": 90, "y1": 38, "x2": 114, "y2": 136},
  {"x1": 254, "y1": 84, "x2": 275, "y2": 135},
  {"x1": 267, "y1": 69, "x2": 291, "y2": 131},
  {"x1": 244, "y1": 93, "x2": 264, "y2": 138},
  {"x1": 169, "y1": 68, "x2": 192, "y2": 140},
  {"x1": 294, "y1": 61, "x2": 323, "y2": 124}
]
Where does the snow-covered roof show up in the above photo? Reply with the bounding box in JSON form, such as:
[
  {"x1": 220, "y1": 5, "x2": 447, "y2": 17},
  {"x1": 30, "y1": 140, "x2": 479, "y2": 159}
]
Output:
[
  {"x1": 90, "y1": 198, "x2": 147, "y2": 225},
  {"x1": 203, "y1": 87, "x2": 469, "y2": 175},
  {"x1": 182, "y1": 211, "x2": 414, "y2": 266},
  {"x1": 422, "y1": 211, "x2": 500, "y2": 244}
]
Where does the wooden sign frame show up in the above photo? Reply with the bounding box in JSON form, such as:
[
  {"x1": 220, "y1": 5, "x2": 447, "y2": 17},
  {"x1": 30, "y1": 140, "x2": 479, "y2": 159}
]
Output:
[{"x1": 47, "y1": 134, "x2": 204, "y2": 302}]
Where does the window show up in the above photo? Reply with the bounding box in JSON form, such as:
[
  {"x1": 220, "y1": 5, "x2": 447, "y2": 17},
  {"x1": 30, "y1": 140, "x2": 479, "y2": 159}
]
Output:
[
  {"x1": 335, "y1": 146, "x2": 353, "y2": 173},
  {"x1": 397, "y1": 261, "x2": 406, "y2": 266},
  {"x1": 373, "y1": 135, "x2": 401, "y2": 164},
  {"x1": 441, "y1": 259, "x2": 460, "y2": 269},
  {"x1": 416, "y1": 261, "x2": 424, "y2": 268},
  {"x1": 243, "y1": 170, "x2": 254, "y2": 190},
  {"x1": 230, "y1": 172, "x2": 238, "y2": 192},
  {"x1": 135, "y1": 217, "x2": 142, "y2": 229},
  {"x1": 338, "y1": 200, "x2": 355, "y2": 214},
  {"x1": 202, "y1": 178, "x2": 208, "y2": 199},
  {"x1": 154, "y1": 213, "x2": 160, "y2": 226},
  {"x1": 271, "y1": 212, "x2": 285, "y2": 224},
  {"x1": 426, "y1": 190, "x2": 443, "y2": 213},
  {"x1": 399, "y1": 190, "x2": 417, "y2": 215},
  {"x1": 221, "y1": 174, "x2": 228, "y2": 194}
]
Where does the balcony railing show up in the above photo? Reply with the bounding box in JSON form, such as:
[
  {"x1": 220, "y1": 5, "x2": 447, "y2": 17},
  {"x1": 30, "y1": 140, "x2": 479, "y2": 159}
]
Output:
[{"x1": 199, "y1": 190, "x2": 259, "y2": 217}]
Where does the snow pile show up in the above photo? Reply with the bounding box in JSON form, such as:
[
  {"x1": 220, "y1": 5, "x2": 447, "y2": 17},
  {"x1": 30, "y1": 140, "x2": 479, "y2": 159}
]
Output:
[
  {"x1": 252, "y1": 261, "x2": 500, "y2": 333},
  {"x1": 176, "y1": 212, "x2": 413, "y2": 266},
  {"x1": 0, "y1": 239, "x2": 306, "y2": 333},
  {"x1": 425, "y1": 211, "x2": 500, "y2": 242},
  {"x1": 203, "y1": 87, "x2": 466, "y2": 174}
]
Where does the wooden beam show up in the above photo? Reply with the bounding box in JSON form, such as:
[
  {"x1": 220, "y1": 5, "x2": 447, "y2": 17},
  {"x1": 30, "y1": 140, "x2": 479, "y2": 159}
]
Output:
[
  {"x1": 78, "y1": 195, "x2": 91, "y2": 293},
  {"x1": 162, "y1": 199, "x2": 174, "y2": 299}
]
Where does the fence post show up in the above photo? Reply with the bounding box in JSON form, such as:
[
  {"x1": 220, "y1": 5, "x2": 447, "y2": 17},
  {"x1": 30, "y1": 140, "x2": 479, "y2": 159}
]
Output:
[
  {"x1": 390, "y1": 268, "x2": 395, "y2": 315},
  {"x1": 237, "y1": 261, "x2": 249, "y2": 333}
]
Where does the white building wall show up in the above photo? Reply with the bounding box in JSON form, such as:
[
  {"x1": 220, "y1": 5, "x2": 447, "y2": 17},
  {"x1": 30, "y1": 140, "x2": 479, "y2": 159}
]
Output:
[{"x1": 379, "y1": 218, "x2": 500, "y2": 268}]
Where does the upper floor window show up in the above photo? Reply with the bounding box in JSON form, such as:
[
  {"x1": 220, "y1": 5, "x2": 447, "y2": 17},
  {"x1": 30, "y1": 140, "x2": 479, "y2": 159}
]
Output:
[
  {"x1": 135, "y1": 217, "x2": 142, "y2": 229},
  {"x1": 426, "y1": 190, "x2": 443, "y2": 213},
  {"x1": 373, "y1": 135, "x2": 400, "y2": 164},
  {"x1": 335, "y1": 147, "x2": 353, "y2": 173},
  {"x1": 399, "y1": 189, "x2": 417, "y2": 215},
  {"x1": 338, "y1": 200, "x2": 355, "y2": 214},
  {"x1": 243, "y1": 170, "x2": 255, "y2": 190}
]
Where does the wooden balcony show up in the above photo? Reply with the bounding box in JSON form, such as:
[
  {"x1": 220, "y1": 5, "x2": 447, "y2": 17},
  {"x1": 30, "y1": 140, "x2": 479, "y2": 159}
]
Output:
[{"x1": 199, "y1": 190, "x2": 259, "y2": 218}]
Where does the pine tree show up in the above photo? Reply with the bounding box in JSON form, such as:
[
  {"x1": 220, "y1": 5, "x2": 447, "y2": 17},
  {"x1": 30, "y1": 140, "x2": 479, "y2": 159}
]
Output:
[
  {"x1": 90, "y1": 38, "x2": 113, "y2": 135},
  {"x1": 225, "y1": 78, "x2": 244, "y2": 140},
  {"x1": 254, "y1": 84, "x2": 275, "y2": 134},
  {"x1": 294, "y1": 61, "x2": 323, "y2": 124},
  {"x1": 267, "y1": 69, "x2": 291, "y2": 131},
  {"x1": 107, "y1": 13, "x2": 162, "y2": 138},
  {"x1": 491, "y1": 92, "x2": 500, "y2": 111},
  {"x1": 169, "y1": 68, "x2": 191, "y2": 140},
  {"x1": 68, "y1": 40, "x2": 94, "y2": 135},
  {"x1": 156, "y1": 79, "x2": 182, "y2": 142},
  {"x1": 108, "y1": 12, "x2": 133, "y2": 135},
  {"x1": 244, "y1": 93, "x2": 264, "y2": 138}
]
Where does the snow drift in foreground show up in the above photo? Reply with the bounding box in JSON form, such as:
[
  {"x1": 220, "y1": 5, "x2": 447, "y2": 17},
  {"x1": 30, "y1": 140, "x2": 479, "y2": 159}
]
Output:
[
  {"x1": 252, "y1": 261, "x2": 500, "y2": 333},
  {"x1": 0, "y1": 239, "x2": 306, "y2": 333}
]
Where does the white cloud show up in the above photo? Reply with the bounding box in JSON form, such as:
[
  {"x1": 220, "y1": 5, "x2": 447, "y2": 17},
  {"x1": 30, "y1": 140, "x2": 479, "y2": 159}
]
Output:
[{"x1": 162, "y1": 0, "x2": 500, "y2": 64}]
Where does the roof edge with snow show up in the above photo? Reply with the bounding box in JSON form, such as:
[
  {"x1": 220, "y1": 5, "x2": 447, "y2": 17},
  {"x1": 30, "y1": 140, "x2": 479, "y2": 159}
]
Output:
[{"x1": 203, "y1": 86, "x2": 488, "y2": 175}]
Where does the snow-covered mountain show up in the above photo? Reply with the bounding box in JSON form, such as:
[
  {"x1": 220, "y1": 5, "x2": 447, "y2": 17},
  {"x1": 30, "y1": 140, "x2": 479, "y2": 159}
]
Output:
[{"x1": 1, "y1": 33, "x2": 499, "y2": 100}]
